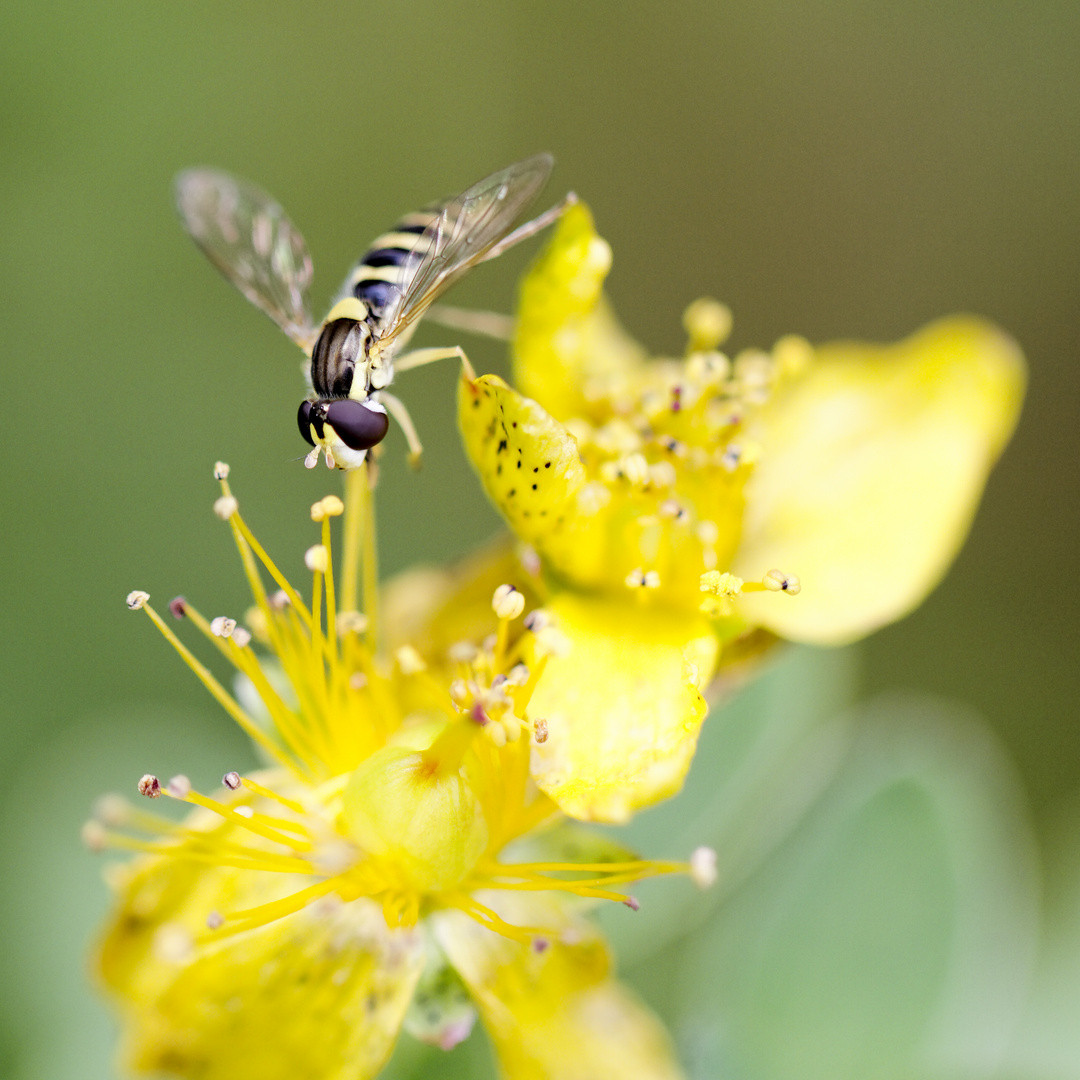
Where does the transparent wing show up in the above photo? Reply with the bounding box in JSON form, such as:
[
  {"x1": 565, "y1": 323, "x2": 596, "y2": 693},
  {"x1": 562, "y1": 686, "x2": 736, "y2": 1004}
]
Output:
[
  {"x1": 175, "y1": 169, "x2": 318, "y2": 348},
  {"x1": 377, "y1": 153, "x2": 554, "y2": 341}
]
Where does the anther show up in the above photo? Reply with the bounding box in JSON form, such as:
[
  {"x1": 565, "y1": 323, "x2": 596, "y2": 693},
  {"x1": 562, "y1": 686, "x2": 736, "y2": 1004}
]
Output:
[
  {"x1": 492, "y1": 584, "x2": 525, "y2": 620},
  {"x1": 533, "y1": 718, "x2": 548, "y2": 744},
  {"x1": 772, "y1": 334, "x2": 813, "y2": 379},
  {"x1": 320, "y1": 495, "x2": 345, "y2": 517},
  {"x1": 166, "y1": 774, "x2": 191, "y2": 798},
  {"x1": 126, "y1": 590, "x2": 150, "y2": 610},
  {"x1": 270, "y1": 590, "x2": 290, "y2": 610},
  {"x1": 213, "y1": 495, "x2": 239, "y2": 520},
  {"x1": 699, "y1": 571, "x2": 744, "y2": 598},
  {"x1": 81, "y1": 820, "x2": 107, "y2": 852},
  {"x1": 206, "y1": 910, "x2": 225, "y2": 930},
  {"x1": 449, "y1": 679, "x2": 471, "y2": 707},
  {"x1": 507, "y1": 664, "x2": 530, "y2": 686},
  {"x1": 137, "y1": 774, "x2": 162, "y2": 799},
  {"x1": 625, "y1": 568, "x2": 661, "y2": 589},
  {"x1": 304, "y1": 545, "x2": 329, "y2": 573},
  {"x1": 395, "y1": 645, "x2": 426, "y2": 674},
  {"x1": 720, "y1": 446, "x2": 742, "y2": 472},
  {"x1": 210, "y1": 616, "x2": 237, "y2": 638},
  {"x1": 349, "y1": 672, "x2": 368, "y2": 691},
  {"x1": 222, "y1": 771, "x2": 242, "y2": 790},
  {"x1": 690, "y1": 846, "x2": 718, "y2": 889},
  {"x1": 231, "y1": 627, "x2": 252, "y2": 648},
  {"x1": 336, "y1": 611, "x2": 369, "y2": 636},
  {"x1": 523, "y1": 609, "x2": 551, "y2": 633},
  {"x1": 93, "y1": 793, "x2": 130, "y2": 827},
  {"x1": 659, "y1": 499, "x2": 689, "y2": 522},
  {"x1": 534, "y1": 626, "x2": 571, "y2": 659},
  {"x1": 235, "y1": 806, "x2": 254, "y2": 818},
  {"x1": 213, "y1": 462, "x2": 230, "y2": 480},
  {"x1": 169, "y1": 596, "x2": 187, "y2": 619},
  {"x1": 448, "y1": 642, "x2": 479, "y2": 664},
  {"x1": 683, "y1": 297, "x2": 733, "y2": 352},
  {"x1": 763, "y1": 569, "x2": 801, "y2": 595},
  {"x1": 532, "y1": 937, "x2": 550, "y2": 954},
  {"x1": 623, "y1": 895, "x2": 641, "y2": 911}
]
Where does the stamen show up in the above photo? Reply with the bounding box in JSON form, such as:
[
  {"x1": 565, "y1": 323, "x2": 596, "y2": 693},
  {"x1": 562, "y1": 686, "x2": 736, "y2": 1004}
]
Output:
[
  {"x1": 491, "y1": 584, "x2": 525, "y2": 621},
  {"x1": 137, "y1": 774, "x2": 161, "y2": 798},
  {"x1": 126, "y1": 590, "x2": 150, "y2": 611},
  {"x1": 210, "y1": 616, "x2": 236, "y2": 638},
  {"x1": 169, "y1": 596, "x2": 187, "y2": 619},
  {"x1": 690, "y1": 846, "x2": 718, "y2": 889},
  {"x1": 741, "y1": 569, "x2": 802, "y2": 595},
  {"x1": 166, "y1": 774, "x2": 191, "y2": 798},
  {"x1": 213, "y1": 495, "x2": 238, "y2": 520},
  {"x1": 683, "y1": 297, "x2": 733, "y2": 352}
]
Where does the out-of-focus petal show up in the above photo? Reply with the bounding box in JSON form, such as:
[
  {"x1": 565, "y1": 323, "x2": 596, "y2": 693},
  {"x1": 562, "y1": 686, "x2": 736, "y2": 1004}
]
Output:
[
  {"x1": 433, "y1": 901, "x2": 684, "y2": 1080},
  {"x1": 99, "y1": 833, "x2": 423, "y2": 1080},
  {"x1": 735, "y1": 316, "x2": 1026, "y2": 644},
  {"x1": 513, "y1": 201, "x2": 645, "y2": 419},
  {"x1": 527, "y1": 593, "x2": 719, "y2": 823}
]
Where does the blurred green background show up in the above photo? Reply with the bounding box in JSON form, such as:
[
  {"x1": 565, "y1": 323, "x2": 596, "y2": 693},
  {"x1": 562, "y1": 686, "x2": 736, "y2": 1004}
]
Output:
[{"x1": 2, "y1": 2, "x2": 1078, "y2": 1078}]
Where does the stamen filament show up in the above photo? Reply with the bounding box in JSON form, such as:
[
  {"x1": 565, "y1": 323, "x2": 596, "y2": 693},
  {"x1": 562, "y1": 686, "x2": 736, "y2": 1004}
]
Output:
[
  {"x1": 238, "y1": 776, "x2": 306, "y2": 815},
  {"x1": 141, "y1": 603, "x2": 301, "y2": 778},
  {"x1": 177, "y1": 789, "x2": 313, "y2": 851}
]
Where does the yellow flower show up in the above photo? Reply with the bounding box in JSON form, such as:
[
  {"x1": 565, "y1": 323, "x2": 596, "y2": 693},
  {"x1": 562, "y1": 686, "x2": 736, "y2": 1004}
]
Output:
[
  {"x1": 458, "y1": 202, "x2": 1025, "y2": 822},
  {"x1": 91, "y1": 465, "x2": 699, "y2": 1080}
]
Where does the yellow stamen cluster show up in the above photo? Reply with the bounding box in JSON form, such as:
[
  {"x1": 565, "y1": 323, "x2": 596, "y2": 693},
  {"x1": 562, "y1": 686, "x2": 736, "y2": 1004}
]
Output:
[{"x1": 91, "y1": 464, "x2": 704, "y2": 951}]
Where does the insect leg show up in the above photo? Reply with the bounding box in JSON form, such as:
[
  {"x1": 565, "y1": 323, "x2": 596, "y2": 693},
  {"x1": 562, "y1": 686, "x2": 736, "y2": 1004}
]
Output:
[
  {"x1": 379, "y1": 391, "x2": 424, "y2": 469},
  {"x1": 478, "y1": 191, "x2": 579, "y2": 264},
  {"x1": 424, "y1": 305, "x2": 515, "y2": 341},
  {"x1": 393, "y1": 345, "x2": 475, "y2": 380}
]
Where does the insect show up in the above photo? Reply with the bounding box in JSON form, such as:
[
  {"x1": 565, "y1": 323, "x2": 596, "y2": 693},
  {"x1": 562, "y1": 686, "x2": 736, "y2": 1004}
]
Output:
[{"x1": 175, "y1": 154, "x2": 572, "y2": 469}]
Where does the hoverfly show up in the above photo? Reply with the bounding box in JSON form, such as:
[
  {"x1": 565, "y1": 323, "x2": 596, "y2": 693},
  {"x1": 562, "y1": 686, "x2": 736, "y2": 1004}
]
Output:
[{"x1": 175, "y1": 154, "x2": 572, "y2": 470}]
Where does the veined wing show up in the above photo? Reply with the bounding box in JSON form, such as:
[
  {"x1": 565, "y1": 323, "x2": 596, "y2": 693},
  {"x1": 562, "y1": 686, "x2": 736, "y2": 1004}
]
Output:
[
  {"x1": 175, "y1": 169, "x2": 318, "y2": 349},
  {"x1": 376, "y1": 153, "x2": 554, "y2": 341}
]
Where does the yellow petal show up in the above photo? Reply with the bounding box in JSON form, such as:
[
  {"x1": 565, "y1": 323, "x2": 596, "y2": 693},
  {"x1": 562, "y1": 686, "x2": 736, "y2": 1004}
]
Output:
[
  {"x1": 735, "y1": 316, "x2": 1025, "y2": 644},
  {"x1": 99, "y1": 834, "x2": 423, "y2": 1079},
  {"x1": 527, "y1": 592, "x2": 719, "y2": 823},
  {"x1": 433, "y1": 903, "x2": 684, "y2": 1080},
  {"x1": 513, "y1": 201, "x2": 645, "y2": 419},
  {"x1": 458, "y1": 371, "x2": 590, "y2": 550}
]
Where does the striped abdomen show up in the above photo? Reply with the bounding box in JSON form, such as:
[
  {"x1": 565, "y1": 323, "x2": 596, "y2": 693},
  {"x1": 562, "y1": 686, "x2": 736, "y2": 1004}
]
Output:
[{"x1": 343, "y1": 209, "x2": 438, "y2": 321}]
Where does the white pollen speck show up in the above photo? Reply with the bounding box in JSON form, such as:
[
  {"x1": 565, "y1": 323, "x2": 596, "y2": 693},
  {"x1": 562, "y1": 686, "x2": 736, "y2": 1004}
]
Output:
[
  {"x1": 126, "y1": 590, "x2": 150, "y2": 610},
  {"x1": 213, "y1": 495, "x2": 238, "y2": 520}
]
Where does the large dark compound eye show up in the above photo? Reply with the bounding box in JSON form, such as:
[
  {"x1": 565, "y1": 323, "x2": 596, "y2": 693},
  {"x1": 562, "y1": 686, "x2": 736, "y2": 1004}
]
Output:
[
  {"x1": 324, "y1": 399, "x2": 389, "y2": 451},
  {"x1": 297, "y1": 400, "x2": 317, "y2": 446}
]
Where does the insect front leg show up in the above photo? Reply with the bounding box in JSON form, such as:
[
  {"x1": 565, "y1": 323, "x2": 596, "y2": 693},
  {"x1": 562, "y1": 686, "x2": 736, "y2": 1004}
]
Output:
[{"x1": 379, "y1": 391, "x2": 424, "y2": 470}]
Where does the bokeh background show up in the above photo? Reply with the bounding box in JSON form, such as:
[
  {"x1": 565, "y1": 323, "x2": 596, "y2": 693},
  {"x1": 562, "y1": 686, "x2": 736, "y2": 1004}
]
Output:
[{"x1": 2, "y1": 2, "x2": 1078, "y2": 1078}]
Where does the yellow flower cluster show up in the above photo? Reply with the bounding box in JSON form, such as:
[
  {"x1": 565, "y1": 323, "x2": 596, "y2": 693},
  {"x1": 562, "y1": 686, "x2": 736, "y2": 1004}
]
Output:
[{"x1": 90, "y1": 198, "x2": 1024, "y2": 1080}]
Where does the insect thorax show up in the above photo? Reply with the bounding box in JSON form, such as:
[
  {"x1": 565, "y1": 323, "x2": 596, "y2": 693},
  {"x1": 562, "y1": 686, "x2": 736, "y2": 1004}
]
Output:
[{"x1": 310, "y1": 317, "x2": 373, "y2": 399}]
